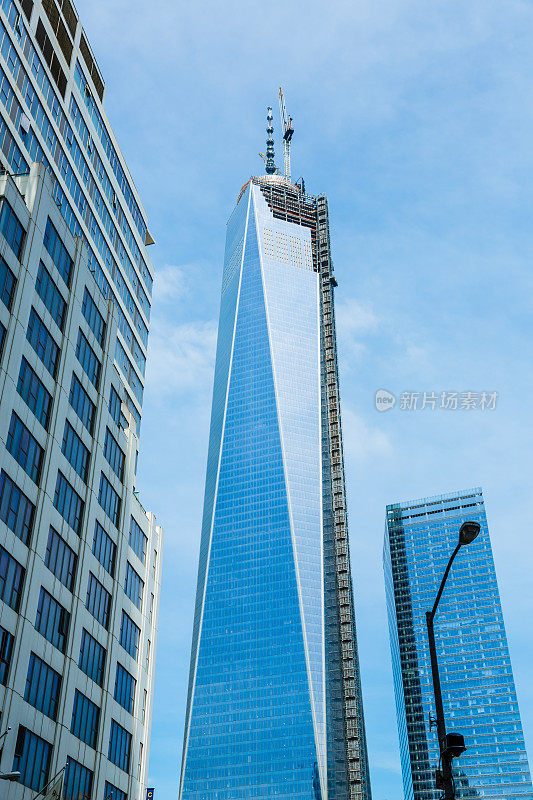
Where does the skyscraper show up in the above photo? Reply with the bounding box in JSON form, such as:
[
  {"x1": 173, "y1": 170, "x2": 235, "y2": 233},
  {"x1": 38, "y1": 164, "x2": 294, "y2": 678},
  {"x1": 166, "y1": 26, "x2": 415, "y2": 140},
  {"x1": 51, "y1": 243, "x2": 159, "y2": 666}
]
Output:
[
  {"x1": 384, "y1": 488, "x2": 532, "y2": 800},
  {"x1": 179, "y1": 107, "x2": 371, "y2": 800},
  {"x1": 0, "y1": 2, "x2": 162, "y2": 799}
]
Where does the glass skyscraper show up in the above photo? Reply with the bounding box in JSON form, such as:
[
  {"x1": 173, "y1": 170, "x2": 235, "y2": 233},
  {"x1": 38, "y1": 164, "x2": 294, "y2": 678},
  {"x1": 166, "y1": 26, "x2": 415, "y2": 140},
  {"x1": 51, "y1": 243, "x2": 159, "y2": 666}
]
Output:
[
  {"x1": 0, "y1": 1, "x2": 162, "y2": 799},
  {"x1": 384, "y1": 488, "x2": 532, "y2": 800},
  {"x1": 179, "y1": 126, "x2": 371, "y2": 800}
]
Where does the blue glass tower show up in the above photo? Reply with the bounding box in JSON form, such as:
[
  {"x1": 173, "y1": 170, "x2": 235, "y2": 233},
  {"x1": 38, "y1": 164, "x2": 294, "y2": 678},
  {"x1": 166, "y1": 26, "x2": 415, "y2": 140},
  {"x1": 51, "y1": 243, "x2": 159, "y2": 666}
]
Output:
[
  {"x1": 179, "y1": 159, "x2": 371, "y2": 797},
  {"x1": 384, "y1": 488, "x2": 532, "y2": 800}
]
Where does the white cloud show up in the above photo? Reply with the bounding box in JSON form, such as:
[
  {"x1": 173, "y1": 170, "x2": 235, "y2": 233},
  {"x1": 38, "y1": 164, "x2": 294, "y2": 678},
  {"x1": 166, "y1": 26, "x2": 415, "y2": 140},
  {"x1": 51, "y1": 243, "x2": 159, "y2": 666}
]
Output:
[
  {"x1": 152, "y1": 264, "x2": 189, "y2": 304},
  {"x1": 145, "y1": 319, "x2": 217, "y2": 400},
  {"x1": 337, "y1": 298, "x2": 379, "y2": 334},
  {"x1": 341, "y1": 404, "x2": 394, "y2": 463},
  {"x1": 336, "y1": 298, "x2": 379, "y2": 363}
]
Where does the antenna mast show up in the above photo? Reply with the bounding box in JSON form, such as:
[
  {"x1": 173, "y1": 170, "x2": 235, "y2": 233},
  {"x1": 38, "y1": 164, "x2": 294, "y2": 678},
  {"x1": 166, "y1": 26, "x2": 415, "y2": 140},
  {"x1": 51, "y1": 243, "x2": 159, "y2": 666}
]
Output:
[
  {"x1": 278, "y1": 87, "x2": 294, "y2": 180},
  {"x1": 265, "y1": 107, "x2": 276, "y2": 175}
]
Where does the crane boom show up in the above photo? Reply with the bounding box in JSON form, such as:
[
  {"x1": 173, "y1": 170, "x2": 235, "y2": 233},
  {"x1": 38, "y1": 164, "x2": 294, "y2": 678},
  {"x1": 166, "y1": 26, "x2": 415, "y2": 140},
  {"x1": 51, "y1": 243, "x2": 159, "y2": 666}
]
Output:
[{"x1": 278, "y1": 87, "x2": 294, "y2": 181}]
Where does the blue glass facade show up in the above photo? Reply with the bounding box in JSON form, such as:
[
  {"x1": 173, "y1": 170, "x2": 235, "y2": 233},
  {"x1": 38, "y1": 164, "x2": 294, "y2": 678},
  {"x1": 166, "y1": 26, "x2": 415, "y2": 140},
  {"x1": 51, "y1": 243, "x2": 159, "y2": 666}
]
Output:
[
  {"x1": 180, "y1": 178, "x2": 371, "y2": 800},
  {"x1": 384, "y1": 488, "x2": 533, "y2": 800}
]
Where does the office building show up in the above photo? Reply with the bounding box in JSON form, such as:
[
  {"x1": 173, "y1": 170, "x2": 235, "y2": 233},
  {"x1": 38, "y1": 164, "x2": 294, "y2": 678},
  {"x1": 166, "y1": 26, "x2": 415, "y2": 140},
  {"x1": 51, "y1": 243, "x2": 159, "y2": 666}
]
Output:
[
  {"x1": 384, "y1": 488, "x2": 532, "y2": 800},
  {"x1": 0, "y1": 2, "x2": 162, "y2": 799},
  {"x1": 179, "y1": 108, "x2": 371, "y2": 800}
]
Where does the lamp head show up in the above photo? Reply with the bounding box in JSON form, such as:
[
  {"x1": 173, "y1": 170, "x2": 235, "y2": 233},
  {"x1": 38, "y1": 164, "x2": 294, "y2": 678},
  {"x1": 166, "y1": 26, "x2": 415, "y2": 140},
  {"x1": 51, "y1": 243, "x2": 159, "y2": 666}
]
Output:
[
  {"x1": 459, "y1": 521, "x2": 481, "y2": 546},
  {"x1": 444, "y1": 732, "x2": 466, "y2": 759}
]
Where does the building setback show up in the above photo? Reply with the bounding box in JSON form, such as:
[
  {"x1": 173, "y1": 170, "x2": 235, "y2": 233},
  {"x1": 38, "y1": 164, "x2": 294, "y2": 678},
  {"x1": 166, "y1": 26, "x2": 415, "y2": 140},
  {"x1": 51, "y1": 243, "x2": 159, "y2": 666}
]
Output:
[
  {"x1": 179, "y1": 119, "x2": 371, "y2": 800},
  {"x1": 0, "y1": 2, "x2": 162, "y2": 800},
  {"x1": 384, "y1": 488, "x2": 532, "y2": 800}
]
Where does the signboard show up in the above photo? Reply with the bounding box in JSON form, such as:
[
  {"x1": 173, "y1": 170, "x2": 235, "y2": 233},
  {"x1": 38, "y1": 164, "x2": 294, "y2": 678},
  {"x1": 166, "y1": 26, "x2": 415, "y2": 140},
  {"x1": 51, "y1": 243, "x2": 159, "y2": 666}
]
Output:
[{"x1": 146, "y1": 790, "x2": 155, "y2": 800}]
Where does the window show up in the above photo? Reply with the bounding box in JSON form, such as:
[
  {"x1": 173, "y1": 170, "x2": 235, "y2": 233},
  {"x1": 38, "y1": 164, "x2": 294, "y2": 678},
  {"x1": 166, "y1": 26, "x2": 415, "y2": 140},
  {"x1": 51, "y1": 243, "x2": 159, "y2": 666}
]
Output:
[
  {"x1": 71, "y1": 689, "x2": 100, "y2": 748},
  {"x1": 124, "y1": 562, "x2": 143, "y2": 611},
  {"x1": 114, "y1": 663, "x2": 135, "y2": 714},
  {"x1": 129, "y1": 517, "x2": 147, "y2": 564},
  {"x1": 109, "y1": 385, "x2": 123, "y2": 427},
  {"x1": 64, "y1": 756, "x2": 93, "y2": 800},
  {"x1": 115, "y1": 338, "x2": 143, "y2": 405},
  {"x1": 27, "y1": 307, "x2": 60, "y2": 377},
  {"x1": 43, "y1": 217, "x2": 72, "y2": 287},
  {"x1": 0, "y1": 470, "x2": 35, "y2": 544},
  {"x1": 0, "y1": 544, "x2": 25, "y2": 611},
  {"x1": 79, "y1": 629, "x2": 106, "y2": 687},
  {"x1": 92, "y1": 520, "x2": 116, "y2": 577},
  {"x1": 104, "y1": 782, "x2": 127, "y2": 800},
  {"x1": 45, "y1": 527, "x2": 77, "y2": 591},
  {"x1": 6, "y1": 412, "x2": 44, "y2": 484},
  {"x1": 0, "y1": 625, "x2": 14, "y2": 685},
  {"x1": 35, "y1": 587, "x2": 69, "y2": 652},
  {"x1": 17, "y1": 358, "x2": 52, "y2": 429},
  {"x1": 82, "y1": 287, "x2": 105, "y2": 346},
  {"x1": 0, "y1": 255, "x2": 16, "y2": 309},
  {"x1": 62, "y1": 420, "x2": 90, "y2": 482},
  {"x1": 104, "y1": 428, "x2": 125, "y2": 481},
  {"x1": 53, "y1": 471, "x2": 84, "y2": 534},
  {"x1": 108, "y1": 720, "x2": 131, "y2": 772},
  {"x1": 13, "y1": 726, "x2": 51, "y2": 792},
  {"x1": 124, "y1": 391, "x2": 141, "y2": 435},
  {"x1": 0, "y1": 320, "x2": 6, "y2": 359},
  {"x1": 76, "y1": 330, "x2": 100, "y2": 388},
  {"x1": 0, "y1": 199, "x2": 25, "y2": 258},
  {"x1": 119, "y1": 611, "x2": 140, "y2": 660},
  {"x1": 98, "y1": 473, "x2": 121, "y2": 527},
  {"x1": 69, "y1": 373, "x2": 95, "y2": 434},
  {"x1": 142, "y1": 689, "x2": 147, "y2": 723},
  {"x1": 86, "y1": 572, "x2": 111, "y2": 629},
  {"x1": 24, "y1": 653, "x2": 62, "y2": 720},
  {"x1": 35, "y1": 261, "x2": 66, "y2": 331},
  {"x1": 137, "y1": 742, "x2": 143, "y2": 780}
]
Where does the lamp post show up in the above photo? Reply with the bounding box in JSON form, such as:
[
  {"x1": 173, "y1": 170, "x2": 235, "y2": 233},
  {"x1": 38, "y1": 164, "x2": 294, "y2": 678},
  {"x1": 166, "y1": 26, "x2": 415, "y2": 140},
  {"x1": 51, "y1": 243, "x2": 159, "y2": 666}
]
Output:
[
  {"x1": 0, "y1": 727, "x2": 19, "y2": 782},
  {"x1": 426, "y1": 520, "x2": 481, "y2": 800}
]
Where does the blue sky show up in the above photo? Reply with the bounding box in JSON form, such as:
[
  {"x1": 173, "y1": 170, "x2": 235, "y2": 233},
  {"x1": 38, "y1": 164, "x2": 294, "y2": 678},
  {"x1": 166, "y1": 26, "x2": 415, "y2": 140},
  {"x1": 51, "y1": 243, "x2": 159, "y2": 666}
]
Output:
[{"x1": 76, "y1": 1, "x2": 533, "y2": 797}]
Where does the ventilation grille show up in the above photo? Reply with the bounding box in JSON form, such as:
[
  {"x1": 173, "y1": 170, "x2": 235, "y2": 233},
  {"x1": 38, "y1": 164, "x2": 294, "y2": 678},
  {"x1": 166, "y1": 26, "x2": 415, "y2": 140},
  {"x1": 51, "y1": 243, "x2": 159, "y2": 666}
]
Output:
[
  {"x1": 41, "y1": 0, "x2": 73, "y2": 64},
  {"x1": 21, "y1": 0, "x2": 33, "y2": 21},
  {"x1": 57, "y1": 0, "x2": 77, "y2": 38},
  {"x1": 80, "y1": 33, "x2": 104, "y2": 103},
  {"x1": 35, "y1": 18, "x2": 67, "y2": 97}
]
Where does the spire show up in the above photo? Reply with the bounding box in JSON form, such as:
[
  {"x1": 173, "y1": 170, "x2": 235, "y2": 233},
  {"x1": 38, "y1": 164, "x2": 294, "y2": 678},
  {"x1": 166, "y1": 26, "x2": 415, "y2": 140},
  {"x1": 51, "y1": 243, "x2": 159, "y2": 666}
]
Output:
[{"x1": 265, "y1": 106, "x2": 276, "y2": 175}]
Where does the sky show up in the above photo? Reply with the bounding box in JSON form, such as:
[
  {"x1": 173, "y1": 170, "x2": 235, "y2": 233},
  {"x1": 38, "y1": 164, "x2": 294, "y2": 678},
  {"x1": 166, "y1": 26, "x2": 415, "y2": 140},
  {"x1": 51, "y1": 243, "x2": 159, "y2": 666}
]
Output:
[{"x1": 75, "y1": 1, "x2": 533, "y2": 797}]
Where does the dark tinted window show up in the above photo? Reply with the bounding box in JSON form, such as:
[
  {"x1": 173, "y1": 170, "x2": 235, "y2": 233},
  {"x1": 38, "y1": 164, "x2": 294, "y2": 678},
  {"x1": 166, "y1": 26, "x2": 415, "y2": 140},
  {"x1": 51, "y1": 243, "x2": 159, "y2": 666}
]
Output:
[
  {"x1": 0, "y1": 199, "x2": 24, "y2": 258},
  {"x1": 35, "y1": 261, "x2": 66, "y2": 330},
  {"x1": 17, "y1": 358, "x2": 52, "y2": 429}
]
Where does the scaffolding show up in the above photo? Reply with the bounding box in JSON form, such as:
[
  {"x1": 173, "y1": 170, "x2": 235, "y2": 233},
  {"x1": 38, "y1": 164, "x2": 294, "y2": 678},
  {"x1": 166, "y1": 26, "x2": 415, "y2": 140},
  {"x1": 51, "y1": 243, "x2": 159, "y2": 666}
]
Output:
[{"x1": 256, "y1": 175, "x2": 373, "y2": 800}]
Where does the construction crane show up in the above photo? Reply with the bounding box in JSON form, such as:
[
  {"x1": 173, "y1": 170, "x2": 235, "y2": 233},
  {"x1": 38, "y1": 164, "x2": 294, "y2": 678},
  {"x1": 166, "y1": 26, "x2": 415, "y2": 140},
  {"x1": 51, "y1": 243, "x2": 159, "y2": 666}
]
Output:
[
  {"x1": 259, "y1": 152, "x2": 267, "y2": 167},
  {"x1": 278, "y1": 87, "x2": 294, "y2": 181}
]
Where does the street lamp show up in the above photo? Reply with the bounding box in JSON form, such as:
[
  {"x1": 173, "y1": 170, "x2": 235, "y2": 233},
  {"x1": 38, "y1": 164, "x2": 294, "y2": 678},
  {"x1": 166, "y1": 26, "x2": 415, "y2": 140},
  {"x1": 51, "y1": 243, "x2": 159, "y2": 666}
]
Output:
[{"x1": 425, "y1": 520, "x2": 481, "y2": 799}]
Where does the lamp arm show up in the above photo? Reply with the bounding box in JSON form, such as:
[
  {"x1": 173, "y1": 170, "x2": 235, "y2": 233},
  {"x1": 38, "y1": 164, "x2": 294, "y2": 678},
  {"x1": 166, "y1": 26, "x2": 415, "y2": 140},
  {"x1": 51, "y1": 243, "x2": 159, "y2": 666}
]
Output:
[{"x1": 429, "y1": 542, "x2": 461, "y2": 620}]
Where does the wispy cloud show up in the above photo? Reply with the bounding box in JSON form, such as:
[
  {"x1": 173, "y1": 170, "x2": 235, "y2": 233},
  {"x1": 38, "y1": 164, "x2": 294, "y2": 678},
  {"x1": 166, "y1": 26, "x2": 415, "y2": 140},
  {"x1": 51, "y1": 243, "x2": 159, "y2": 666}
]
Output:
[
  {"x1": 146, "y1": 319, "x2": 217, "y2": 400},
  {"x1": 336, "y1": 297, "x2": 379, "y2": 362},
  {"x1": 341, "y1": 404, "x2": 394, "y2": 463},
  {"x1": 152, "y1": 264, "x2": 189, "y2": 304},
  {"x1": 75, "y1": 0, "x2": 533, "y2": 795}
]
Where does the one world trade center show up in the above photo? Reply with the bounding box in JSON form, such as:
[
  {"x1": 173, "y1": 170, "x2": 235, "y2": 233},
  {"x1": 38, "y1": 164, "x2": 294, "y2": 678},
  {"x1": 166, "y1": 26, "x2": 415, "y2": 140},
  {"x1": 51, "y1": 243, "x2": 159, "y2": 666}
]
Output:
[{"x1": 179, "y1": 102, "x2": 372, "y2": 800}]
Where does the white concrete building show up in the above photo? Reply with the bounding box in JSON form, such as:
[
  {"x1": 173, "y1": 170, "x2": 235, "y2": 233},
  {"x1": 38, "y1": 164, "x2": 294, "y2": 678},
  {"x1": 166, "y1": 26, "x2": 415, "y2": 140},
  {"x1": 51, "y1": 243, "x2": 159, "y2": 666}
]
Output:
[{"x1": 0, "y1": 1, "x2": 162, "y2": 799}]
